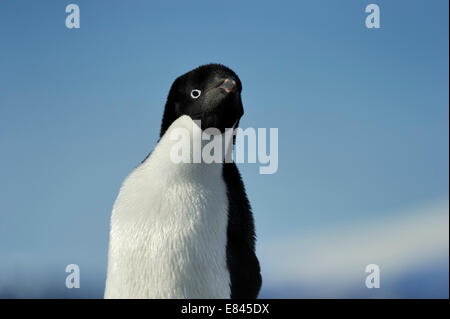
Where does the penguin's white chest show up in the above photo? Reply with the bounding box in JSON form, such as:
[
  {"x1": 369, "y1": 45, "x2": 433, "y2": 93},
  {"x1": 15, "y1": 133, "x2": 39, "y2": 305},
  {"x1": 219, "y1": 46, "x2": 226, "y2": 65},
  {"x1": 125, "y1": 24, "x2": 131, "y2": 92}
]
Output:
[{"x1": 105, "y1": 116, "x2": 231, "y2": 299}]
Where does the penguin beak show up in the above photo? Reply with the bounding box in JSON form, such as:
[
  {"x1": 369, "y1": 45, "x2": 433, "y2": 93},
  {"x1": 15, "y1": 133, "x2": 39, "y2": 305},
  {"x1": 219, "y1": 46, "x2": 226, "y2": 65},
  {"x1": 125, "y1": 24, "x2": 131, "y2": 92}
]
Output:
[{"x1": 219, "y1": 77, "x2": 237, "y2": 93}]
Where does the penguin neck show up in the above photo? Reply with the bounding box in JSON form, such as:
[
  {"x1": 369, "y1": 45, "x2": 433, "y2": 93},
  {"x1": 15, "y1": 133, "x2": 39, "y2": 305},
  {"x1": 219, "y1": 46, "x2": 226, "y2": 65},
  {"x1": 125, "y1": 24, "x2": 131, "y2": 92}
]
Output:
[{"x1": 142, "y1": 115, "x2": 234, "y2": 178}]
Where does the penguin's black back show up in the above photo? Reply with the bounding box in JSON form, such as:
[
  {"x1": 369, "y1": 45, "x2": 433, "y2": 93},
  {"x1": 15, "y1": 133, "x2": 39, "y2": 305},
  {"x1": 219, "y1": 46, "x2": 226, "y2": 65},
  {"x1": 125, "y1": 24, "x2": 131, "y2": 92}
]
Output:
[{"x1": 223, "y1": 162, "x2": 262, "y2": 299}]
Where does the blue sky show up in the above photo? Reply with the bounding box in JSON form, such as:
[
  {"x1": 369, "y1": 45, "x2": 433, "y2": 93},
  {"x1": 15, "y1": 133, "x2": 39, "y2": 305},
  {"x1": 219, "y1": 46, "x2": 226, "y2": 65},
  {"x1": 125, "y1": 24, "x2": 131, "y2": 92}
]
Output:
[{"x1": 0, "y1": 0, "x2": 448, "y2": 298}]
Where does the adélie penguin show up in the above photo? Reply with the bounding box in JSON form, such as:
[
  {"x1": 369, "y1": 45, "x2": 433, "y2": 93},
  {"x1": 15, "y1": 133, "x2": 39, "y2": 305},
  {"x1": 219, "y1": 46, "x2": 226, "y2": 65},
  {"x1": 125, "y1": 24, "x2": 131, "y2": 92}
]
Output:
[{"x1": 104, "y1": 64, "x2": 261, "y2": 299}]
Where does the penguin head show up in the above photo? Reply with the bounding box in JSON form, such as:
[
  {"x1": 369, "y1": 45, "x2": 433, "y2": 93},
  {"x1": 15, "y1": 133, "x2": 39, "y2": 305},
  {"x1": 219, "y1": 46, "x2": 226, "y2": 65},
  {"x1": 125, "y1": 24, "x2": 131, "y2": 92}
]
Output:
[{"x1": 160, "y1": 63, "x2": 243, "y2": 137}]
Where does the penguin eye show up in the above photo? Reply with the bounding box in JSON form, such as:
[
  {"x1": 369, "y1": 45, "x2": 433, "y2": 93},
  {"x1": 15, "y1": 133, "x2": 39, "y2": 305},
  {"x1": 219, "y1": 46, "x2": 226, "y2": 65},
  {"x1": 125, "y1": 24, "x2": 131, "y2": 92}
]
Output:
[{"x1": 190, "y1": 89, "x2": 201, "y2": 99}]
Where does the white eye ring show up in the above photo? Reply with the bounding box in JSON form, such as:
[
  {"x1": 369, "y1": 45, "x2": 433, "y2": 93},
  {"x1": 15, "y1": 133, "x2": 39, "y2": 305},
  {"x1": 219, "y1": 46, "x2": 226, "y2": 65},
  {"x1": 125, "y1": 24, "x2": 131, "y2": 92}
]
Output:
[{"x1": 190, "y1": 89, "x2": 201, "y2": 99}]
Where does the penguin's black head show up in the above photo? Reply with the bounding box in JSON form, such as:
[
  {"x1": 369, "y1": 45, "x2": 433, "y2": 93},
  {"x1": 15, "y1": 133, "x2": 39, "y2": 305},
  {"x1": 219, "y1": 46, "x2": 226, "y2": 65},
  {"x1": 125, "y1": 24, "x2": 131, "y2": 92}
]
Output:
[{"x1": 160, "y1": 63, "x2": 243, "y2": 136}]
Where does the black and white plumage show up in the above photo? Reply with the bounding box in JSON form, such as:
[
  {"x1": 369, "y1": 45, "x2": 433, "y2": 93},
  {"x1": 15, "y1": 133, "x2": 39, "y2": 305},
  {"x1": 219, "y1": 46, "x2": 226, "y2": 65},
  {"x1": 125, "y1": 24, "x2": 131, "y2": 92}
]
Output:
[{"x1": 105, "y1": 64, "x2": 261, "y2": 299}]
